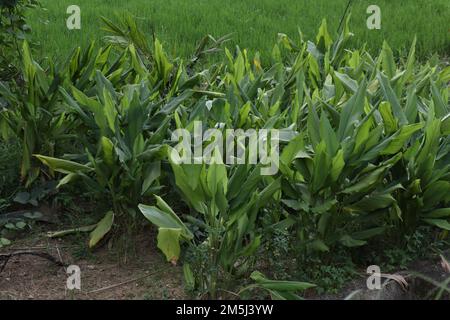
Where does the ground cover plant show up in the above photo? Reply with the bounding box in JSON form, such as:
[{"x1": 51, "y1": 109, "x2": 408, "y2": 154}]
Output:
[{"x1": 0, "y1": 1, "x2": 449, "y2": 300}]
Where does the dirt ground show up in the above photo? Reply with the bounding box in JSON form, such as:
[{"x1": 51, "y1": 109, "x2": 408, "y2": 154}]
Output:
[
  {"x1": 0, "y1": 231, "x2": 186, "y2": 300},
  {"x1": 1, "y1": 225, "x2": 449, "y2": 300},
  {"x1": 316, "y1": 250, "x2": 450, "y2": 300}
]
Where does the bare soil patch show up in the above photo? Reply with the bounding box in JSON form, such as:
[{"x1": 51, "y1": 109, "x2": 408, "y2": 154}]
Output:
[{"x1": 0, "y1": 232, "x2": 186, "y2": 300}]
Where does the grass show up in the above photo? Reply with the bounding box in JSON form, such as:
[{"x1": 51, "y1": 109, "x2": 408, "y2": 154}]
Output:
[{"x1": 28, "y1": 0, "x2": 450, "y2": 62}]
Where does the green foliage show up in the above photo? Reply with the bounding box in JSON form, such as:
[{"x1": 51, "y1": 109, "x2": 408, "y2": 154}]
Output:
[
  {"x1": 13, "y1": 180, "x2": 56, "y2": 206},
  {"x1": 262, "y1": 228, "x2": 292, "y2": 280},
  {"x1": 299, "y1": 262, "x2": 356, "y2": 295},
  {"x1": 33, "y1": 15, "x2": 212, "y2": 246},
  {"x1": 243, "y1": 271, "x2": 316, "y2": 300},
  {"x1": 0, "y1": 139, "x2": 20, "y2": 198},
  {"x1": 140, "y1": 159, "x2": 280, "y2": 298},
  {"x1": 273, "y1": 18, "x2": 450, "y2": 257},
  {"x1": 366, "y1": 226, "x2": 449, "y2": 272},
  {"x1": 0, "y1": 209, "x2": 44, "y2": 247},
  {"x1": 0, "y1": 41, "x2": 76, "y2": 186},
  {"x1": 1, "y1": 8, "x2": 449, "y2": 300},
  {"x1": 35, "y1": 75, "x2": 174, "y2": 245},
  {"x1": 0, "y1": 0, "x2": 39, "y2": 81}
]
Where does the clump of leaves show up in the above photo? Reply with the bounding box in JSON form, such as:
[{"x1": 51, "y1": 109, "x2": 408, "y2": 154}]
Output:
[
  {"x1": 140, "y1": 147, "x2": 281, "y2": 298},
  {"x1": 0, "y1": 0, "x2": 40, "y2": 81},
  {"x1": 35, "y1": 70, "x2": 187, "y2": 248},
  {"x1": 0, "y1": 210, "x2": 44, "y2": 247}
]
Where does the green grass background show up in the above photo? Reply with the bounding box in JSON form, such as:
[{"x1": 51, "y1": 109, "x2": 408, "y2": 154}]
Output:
[{"x1": 29, "y1": 0, "x2": 450, "y2": 61}]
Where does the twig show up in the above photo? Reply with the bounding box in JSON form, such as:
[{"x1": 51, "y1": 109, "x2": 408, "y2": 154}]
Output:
[
  {"x1": 56, "y1": 245, "x2": 64, "y2": 265},
  {"x1": 0, "y1": 245, "x2": 77, "y2": 251},
  {"x1": 0, "y1": 246, "x2": 49, "y2": 251},
  {"x1": 0, "y1": 255, "x2": 11, "y2": 274},
  {"x1": 0, "y1": 250, "x2": 66, "y2": 274},
  {"x1": 217, "y1": 288, "x2": 240, "y2": 299},
  {"x1": 86, "y1": 269, "x2": 164, "y2": 295}
]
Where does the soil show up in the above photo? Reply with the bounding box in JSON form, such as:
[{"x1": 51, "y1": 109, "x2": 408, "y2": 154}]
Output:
[
  {"x1": 1, "y1": 224, "x2": 449, "y2": 300},
  {"x1": 315, "y1": 250, "x2": 450, "y2": 300},
  {"x1": 0, "y1": 230, "x2": 187, "y2": 300}
]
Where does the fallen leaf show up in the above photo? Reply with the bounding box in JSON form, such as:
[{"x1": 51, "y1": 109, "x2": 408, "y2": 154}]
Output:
[
  {"x1": 380, "y1": 273, "x2": 409, "y2": 291},
  {"x1": 440, "y1": 255, "x2": 450, "y2": 273}
]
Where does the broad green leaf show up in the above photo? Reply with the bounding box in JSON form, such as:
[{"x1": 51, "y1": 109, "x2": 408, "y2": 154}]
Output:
[
  {"x1": 404, "y1": 86, "x2": 418, "y2": 123},
  {"x1": 206, "y1": 161, "x2": 228, "y2": 197},
  {"x1": 377, "y1": 72, "x2": 408, "y2": 125},
  {"x1": 168, "y1": 151, "x2": 206, "y2": 213},
  {"x1": 340, "y1": 235, "x2": 367, "y2": 247},
  {"x1": 351, "y1": 227, "x2": 386, "y2": 240},
  {"x1": 251, "y1": 271, "x2": 316, "y2": 291},
  {"x1": 423, "y1": 219, "x2": 450, "y2": 231},
  {"x1": 14, "y1": 192, "x2": 30, "y2": 204},
  {"x1": 401, "y1": 36, "x2": 416, "y2": 86},
  {"x1": 89, "y1": 211, "x2": 114, "y2": 248},
  {"x1": 0, "y1": 238, "x2": 11, "y2": 246},
  {"x1": 139, "y1": 197, "x2": 193, "y2": 240},
  {"x1": 381, "y1": 41, "x2": 396, "y2": 79},
  {"x1": 337, "y1": 79, "x2": 367, "y2": 141},
  {"x1": 141, "y1": 162, "x2": 161, "y2": 195},
  {"x1": 182, "y1": 164, "x2": 204, "y2": 191},
  {"x1": 254, "y1": 178, "x2": 281, "y2": 212},
  {"x1": 423, "y1": 181, "x2": 450, "y2": 209},
  {"x1": 307, "y1": 102, "x2": 321, "y2": 147},
  {"x1": 240, "y1": 236, "x2": 261, "y2": 257},
  {"x1": 308, "y1": 54, "x2": 320, "y2": 88},
  {"x1": 268, "y1": 290, "x2": 302, "y2": 300},
  {"x1": 353, "y1": 119, "x2": 372, "y2": 155},
  {"x1": 330, "y1": 149, "x2": 345, "y2": 182},
  {"x1": 101, "y1": 136, "x2": 115, "y2": 166},
  {"x1": 311, "y1": 198, "x2": 337, "y2": 214},
  {"x1": 431, "y1": 81, "x2": 448, "y2": 118},
  {"x1": 102, "y1": 89, "x2": 118, "y2": 133},
  {"x1": 281, "y1": 134, "x2": 304, "y2": 165},
  {"x1": 35, "y1": 155, "x2": 93, "y2": 174},
  {"x1": 442, "y1": 113, "x2": 450, "y2": 135},
  {"x1": 157, "y1": 228, "x2": 181, "y2": 263},
  {"x1": 417, "y1": 119, "x2": 441, "y2": 178},
  {"x1": 316, "y1": 19, "x2": 332, "y2": 52},
  {"x1": 334, "y1": 71, "x2": 358, "y2": 93},
  {"x1": 154, "y1": 38, "x2": 174, "y2": 85},
  {"x1": 57, "y1": 173, "x2": 79, "y2": 188},
  {"x1": 381, "y1": 123, "x2": 423, "y2": 155},
  {"x1": 422, "y1": 208, "x2": 450, "y2": 219},
  {"x1": 347, "y1": 194, "x2": 395, "y2": 212},
  {"x1": 183, "y1": 263, "x2": 195, "y2": 290},
  {"x1": 281, "y1": 199, "x2": 307, "y2": 211},
  {"x1": 342, "y1": 166, "x2": 387, "y2": 195},
  {"x1": 307, "y1": 239, "x2": 330, "y2": 252},
  {"x1": 379, "y1": 101, "x2": 397, "y2": 134},
  {"x1": 47, "y1": 224, "x2": 97, "y2": 238},
  {"x1": 319, "y1": 113, "x2": 338, "y2": 156},
  {"x1": 312, "y1": 142, "x2": 330, "y2": 192},
  {"x1": 71, "y1": 86, "x2": 109, "y2": 133}
]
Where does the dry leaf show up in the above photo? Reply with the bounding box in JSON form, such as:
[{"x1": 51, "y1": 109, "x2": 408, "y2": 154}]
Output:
[
  {"x1": 380, "y1": 273, "x2": 409, "y2": 291},
  {"x1": 440, "y1": 255, "x2": 450, "y2": 273}
]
